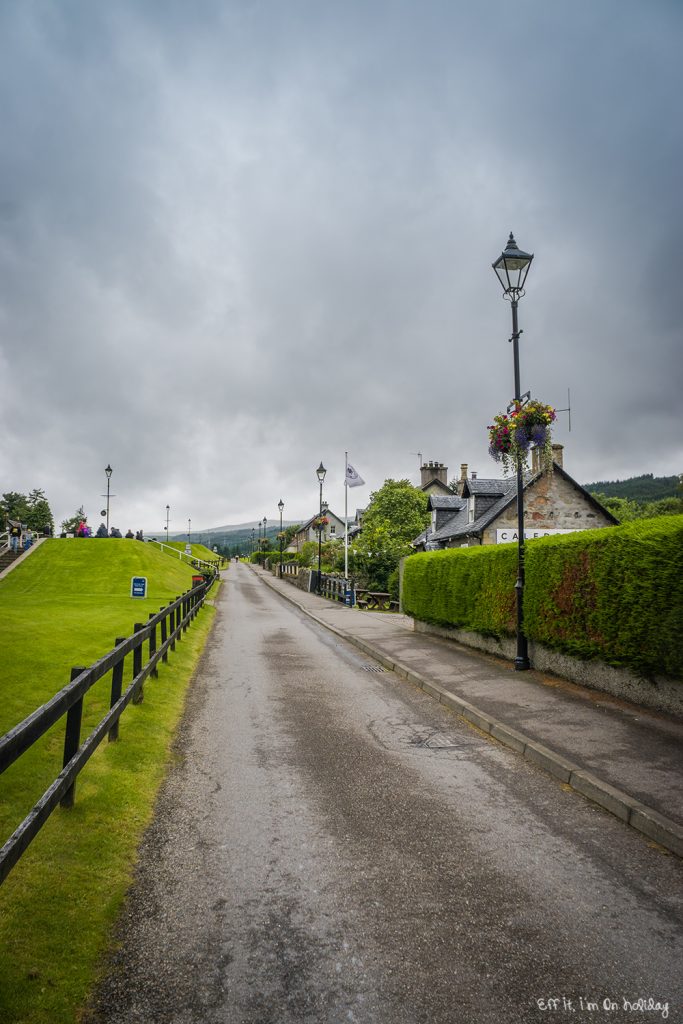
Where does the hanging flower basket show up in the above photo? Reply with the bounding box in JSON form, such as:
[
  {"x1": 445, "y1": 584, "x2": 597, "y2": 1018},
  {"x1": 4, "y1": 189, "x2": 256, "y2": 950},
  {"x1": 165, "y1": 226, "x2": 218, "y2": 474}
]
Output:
[
  {"x1": 488, "y1": 399, "x2": 556, "y2": 474},
  {"x1": 312, "y1": 516, "x2": 329, "y2": 531}
]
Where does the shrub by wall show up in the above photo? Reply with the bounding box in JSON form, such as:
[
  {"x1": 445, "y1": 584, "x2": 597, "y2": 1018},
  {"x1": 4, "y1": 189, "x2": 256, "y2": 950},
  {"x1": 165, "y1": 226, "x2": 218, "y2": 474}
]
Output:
[
  {"x1": 402, "y1": 544, "x2": 518, "y2": 637},
  {"x1": 403, "y1": 516, "x2": 683, "y2": 679},
  {"x1": 523, "y1": 515, "x2": 683, "y2": 678}
]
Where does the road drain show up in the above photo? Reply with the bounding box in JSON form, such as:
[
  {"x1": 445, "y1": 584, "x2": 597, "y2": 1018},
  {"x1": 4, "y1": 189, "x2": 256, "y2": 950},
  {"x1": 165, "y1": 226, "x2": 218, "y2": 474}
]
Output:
[
  {"x1": 413, "y1": 733, "x2": 459, "y2": 750},
  {"x1": 361, "y1": 664, "x2": 385, "y2": 673}
]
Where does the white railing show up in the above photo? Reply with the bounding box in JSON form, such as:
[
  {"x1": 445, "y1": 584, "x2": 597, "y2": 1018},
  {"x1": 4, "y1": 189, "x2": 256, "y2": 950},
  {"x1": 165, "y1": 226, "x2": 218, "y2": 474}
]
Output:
[{"x1": 148, "y1": 539, "x2": 219, "y2": 571}]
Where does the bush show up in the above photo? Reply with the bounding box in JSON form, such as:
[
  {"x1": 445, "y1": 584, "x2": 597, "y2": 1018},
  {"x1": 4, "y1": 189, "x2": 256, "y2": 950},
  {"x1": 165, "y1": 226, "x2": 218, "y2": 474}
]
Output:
[
  {"x1": 523, "y1": 515, "x2": 683, "y2": 677},
  {"x1": 402, "y1": 545, "x2": 517, "y2": 637},
  {"x1": 402, "y1": 516, "x2": 683, "y2": 678}
]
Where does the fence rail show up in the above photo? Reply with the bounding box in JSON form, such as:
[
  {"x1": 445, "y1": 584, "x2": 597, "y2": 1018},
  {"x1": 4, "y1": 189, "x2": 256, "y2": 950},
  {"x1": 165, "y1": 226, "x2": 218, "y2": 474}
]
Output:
[{"x1": 0, "y1": 576, "x2": 215, "y2": 885}]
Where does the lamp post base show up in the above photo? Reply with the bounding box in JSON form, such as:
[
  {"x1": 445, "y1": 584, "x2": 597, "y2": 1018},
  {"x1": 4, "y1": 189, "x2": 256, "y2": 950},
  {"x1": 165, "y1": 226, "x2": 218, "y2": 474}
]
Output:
[{"x1": 514, "y1": 655, "x2": 531, "y2": 672}]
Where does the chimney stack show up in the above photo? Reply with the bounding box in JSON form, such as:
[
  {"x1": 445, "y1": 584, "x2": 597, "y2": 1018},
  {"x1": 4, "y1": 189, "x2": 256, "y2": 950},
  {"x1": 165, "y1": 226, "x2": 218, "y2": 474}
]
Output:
[
  {"x1": 420, "y1": 461, "x2": 448, "y2": 488},
  {"x1": 531, "y1": 442, "x2": 565, "y2": 474}
]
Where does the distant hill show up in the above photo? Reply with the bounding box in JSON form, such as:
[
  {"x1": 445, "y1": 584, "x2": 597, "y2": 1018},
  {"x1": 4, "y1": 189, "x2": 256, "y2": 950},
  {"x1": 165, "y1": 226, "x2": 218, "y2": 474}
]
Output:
[
  {"x1": 149, "y1": 520, "x2": 301, "y2": 554},
  {"x1": 584, "y1": 473, "x2": 680, "y2": 502}
]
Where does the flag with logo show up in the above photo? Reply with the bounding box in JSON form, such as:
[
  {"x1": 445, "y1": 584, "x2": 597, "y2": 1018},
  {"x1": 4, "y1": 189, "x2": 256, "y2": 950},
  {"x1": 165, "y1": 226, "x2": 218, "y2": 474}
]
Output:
[{"x1": 345, "y1": 463, "x2": 365, "y2": 488}]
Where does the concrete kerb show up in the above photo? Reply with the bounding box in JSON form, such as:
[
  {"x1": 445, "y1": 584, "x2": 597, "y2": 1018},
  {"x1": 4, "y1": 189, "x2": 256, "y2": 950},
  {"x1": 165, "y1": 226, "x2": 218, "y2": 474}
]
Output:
[{"x1": 252, "y1": 567, "x2": 683, "y2": 859}]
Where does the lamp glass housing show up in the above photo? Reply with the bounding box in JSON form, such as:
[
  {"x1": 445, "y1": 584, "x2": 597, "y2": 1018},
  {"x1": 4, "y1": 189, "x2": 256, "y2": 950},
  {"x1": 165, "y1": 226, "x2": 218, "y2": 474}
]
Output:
[{"x1": 492, "y1": 233, "x2": 533, "y2": 295}]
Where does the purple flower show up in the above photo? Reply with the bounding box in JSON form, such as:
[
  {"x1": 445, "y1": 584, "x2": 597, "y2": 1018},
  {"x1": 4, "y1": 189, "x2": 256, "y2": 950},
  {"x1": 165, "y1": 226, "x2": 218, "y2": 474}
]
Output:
[
  {"x1": 514, "y1": 425, "x2": 530, "y2": 450},
  {"x1": 530, "y1": 424, "x2": 547, "y2": 444}
]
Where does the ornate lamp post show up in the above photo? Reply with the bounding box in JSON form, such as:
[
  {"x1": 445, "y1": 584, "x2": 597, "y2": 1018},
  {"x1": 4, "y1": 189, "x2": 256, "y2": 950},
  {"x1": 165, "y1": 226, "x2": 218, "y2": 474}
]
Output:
[
  {"x1": 316, "y1": 461, "x2": 326, "y2": 592},
  {"x1": 492, "y1": 232, "x2": 534, "y2": 671},
  {"x1": 278, "y1": 498, "x2": 285, "y2": 578},
  {"x1": 262, "y1": 517, "x2": 267, "y2": 564},
  {"x1": 104, "y1": 464, "x2": 113, "y2": 535},
  {"x1": 165, "y1": 504, "x2": 170, "y2": 545},
  {"x1": 188, "y1": 517, "x2": 192, "y2": 547},
  {"x1": 251, "y1": 527, "x2": 255, "y2": 556}
]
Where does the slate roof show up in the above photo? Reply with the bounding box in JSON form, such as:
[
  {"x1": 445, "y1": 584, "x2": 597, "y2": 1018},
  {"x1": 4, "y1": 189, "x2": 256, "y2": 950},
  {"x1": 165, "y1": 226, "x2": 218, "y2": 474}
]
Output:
[
  {"x1": 461, "y1": 477, "x2": 509, "y2": 497},
  {"x1": 427, "y1": 495, "x2": 464, "y2": 511},
  {"x1": 427, "y1": 465, "x2": 618, "y2": 545}
]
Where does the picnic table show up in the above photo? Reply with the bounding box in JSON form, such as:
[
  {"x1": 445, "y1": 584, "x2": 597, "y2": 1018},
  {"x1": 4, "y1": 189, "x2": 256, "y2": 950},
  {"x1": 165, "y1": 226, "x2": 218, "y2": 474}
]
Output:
[{"x1": 354, "y1": 590, "x2": 399, "y2": 612}]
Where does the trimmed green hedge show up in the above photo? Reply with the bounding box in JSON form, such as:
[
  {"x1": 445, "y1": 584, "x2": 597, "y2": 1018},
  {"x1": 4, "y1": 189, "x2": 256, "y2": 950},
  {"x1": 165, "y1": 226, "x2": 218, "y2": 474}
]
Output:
[
  {"x1": 402, "y1": 516, "x2": 683, "y2": 678},
  {"x1": 402, "y1": 544, "x2": 517, "y2": 637}
]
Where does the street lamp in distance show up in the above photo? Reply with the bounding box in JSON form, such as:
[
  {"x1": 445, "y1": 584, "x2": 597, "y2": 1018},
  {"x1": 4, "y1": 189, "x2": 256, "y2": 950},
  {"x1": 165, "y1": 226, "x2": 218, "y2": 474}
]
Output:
[
  {"x1": 104, "y1": 464, "x2": 113, "y2": 535},
  {"x1": 316, "y1": 461, "x2": 326, "y2": 593},
  {"x1": 165, "y1": 504, "x2": 170, "y2": 546},
  {"x1": 278, "y1": 498, "x2": 284, "y2": 578},
  {"x1": 492, "y1": 231, "x2": 534, "y2": 671}
]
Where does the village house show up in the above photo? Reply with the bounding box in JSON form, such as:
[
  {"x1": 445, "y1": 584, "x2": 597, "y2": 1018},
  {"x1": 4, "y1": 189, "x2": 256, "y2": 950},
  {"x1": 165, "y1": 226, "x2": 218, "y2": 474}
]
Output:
[
  {"x1": 413, "y1": 446, "x2": 618, "y2": 550},
  {"x1": 289, "y1": 509, "x2": 347, "y2": 554}
]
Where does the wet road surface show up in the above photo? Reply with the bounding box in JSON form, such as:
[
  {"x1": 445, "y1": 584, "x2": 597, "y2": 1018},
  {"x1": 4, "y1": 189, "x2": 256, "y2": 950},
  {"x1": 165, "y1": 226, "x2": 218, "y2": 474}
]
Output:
[{"x1": 85, "y1": 565, "x2": 682, "y2": 1023}]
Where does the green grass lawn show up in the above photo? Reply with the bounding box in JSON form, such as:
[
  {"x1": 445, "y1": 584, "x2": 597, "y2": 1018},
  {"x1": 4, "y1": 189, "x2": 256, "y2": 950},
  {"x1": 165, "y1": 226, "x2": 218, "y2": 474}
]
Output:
[
  {"x1": 149, "y1": 539, "x2": 220, "y2": 564},
  {"x1": 0, "y1": 539, "x2": 220, "y2": 1024}
]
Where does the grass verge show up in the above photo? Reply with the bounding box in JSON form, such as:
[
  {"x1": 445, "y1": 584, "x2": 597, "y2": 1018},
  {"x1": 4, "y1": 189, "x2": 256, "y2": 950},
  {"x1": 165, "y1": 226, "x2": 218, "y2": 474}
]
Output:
[{"x1": 0, "y1": 541, "x2": 220, "y2": 1024}]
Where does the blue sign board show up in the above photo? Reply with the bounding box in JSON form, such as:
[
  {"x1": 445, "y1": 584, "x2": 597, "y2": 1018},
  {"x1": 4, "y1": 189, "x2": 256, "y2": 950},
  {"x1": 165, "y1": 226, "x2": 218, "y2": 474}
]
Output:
[{"x1": 131, "y1": 576, "x2": 148, "y2": 599}]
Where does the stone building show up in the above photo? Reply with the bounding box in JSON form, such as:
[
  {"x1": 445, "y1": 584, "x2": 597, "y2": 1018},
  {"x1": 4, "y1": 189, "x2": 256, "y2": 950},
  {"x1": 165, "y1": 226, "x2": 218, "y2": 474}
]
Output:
[
  {"x1": 290, "y1": 509, "x2": 347, "y2": 553},
  {"x1": 413, "y1": 445, "x2": 618, "y2": 550}
]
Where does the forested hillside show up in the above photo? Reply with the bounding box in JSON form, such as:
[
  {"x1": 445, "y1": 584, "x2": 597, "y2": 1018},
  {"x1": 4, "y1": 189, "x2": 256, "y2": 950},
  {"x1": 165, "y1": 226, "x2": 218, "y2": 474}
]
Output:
[
  {"x1": 584, "y1": 473, "x2": 680, "y2": 501},
  {"x1": 584, "y1": 473, "x2": 682, "y2": 522}
]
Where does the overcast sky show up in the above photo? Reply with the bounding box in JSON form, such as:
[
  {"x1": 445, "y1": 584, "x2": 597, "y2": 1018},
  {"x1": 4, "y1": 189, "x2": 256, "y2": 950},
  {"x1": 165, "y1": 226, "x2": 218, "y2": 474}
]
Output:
[{"x1": 1, "y1": 0, "x2": 681, "y2": 534}]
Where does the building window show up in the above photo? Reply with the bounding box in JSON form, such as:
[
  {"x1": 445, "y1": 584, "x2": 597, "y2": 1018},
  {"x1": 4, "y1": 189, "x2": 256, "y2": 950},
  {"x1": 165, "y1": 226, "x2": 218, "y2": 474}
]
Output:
[
  {"x1": 330, "y1": 525, "x2": 336, "y2": 535},
  {"x1": 468, "y1": 497, "x2": 475, "y2": 523}
]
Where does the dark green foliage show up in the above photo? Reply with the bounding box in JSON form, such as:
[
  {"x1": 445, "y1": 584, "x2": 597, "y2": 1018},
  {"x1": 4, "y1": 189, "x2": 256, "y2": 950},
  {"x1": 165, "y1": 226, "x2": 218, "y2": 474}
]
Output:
[
  {"x1": 585, "y1": 473, "x2": 681, "y2": 502},
  {"x1": 351, "y1": 479, "x2": 430, "y2": 591},
  {"x1": 524, "y1": 516, "x2": 683, "y2": 677},
  {"x1": 403, "y1": 517, "x2": 683, "y2": 678},
  {"x1": 402, "y1": 545, "x2": 518, "y2": 636},
  {"x1": 1, "y1": 489, "x2": 54, "y2": 533}
]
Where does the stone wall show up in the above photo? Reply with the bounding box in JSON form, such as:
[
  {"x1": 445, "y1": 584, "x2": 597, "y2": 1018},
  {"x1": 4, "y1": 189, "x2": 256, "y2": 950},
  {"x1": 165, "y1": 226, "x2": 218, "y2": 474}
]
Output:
[{"x1": 481, "y1": 470, "x2": 613, "y2": 545}]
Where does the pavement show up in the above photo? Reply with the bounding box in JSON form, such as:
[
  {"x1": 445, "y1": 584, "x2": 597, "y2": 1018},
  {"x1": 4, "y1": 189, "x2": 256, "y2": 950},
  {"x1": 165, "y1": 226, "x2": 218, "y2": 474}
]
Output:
[{"x1": 249, "y1": 565, "x2": 683, "y2": 859}]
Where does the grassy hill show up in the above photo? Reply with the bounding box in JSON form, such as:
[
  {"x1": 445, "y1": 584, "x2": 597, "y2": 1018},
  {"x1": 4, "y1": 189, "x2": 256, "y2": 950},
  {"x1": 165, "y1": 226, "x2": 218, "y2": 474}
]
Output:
[
  {"x1": 153, "y1": 540, "x2": 220, "y2": 563},
  {"x1": 0, "y1": 538, "x2": 199, "y2": 731},
  {"x1": 584, "y1": 473, "x2": 680, "y2": 501},
  {"x1": 0, "y1": 538, "x2": 216, "y2": 1024}
]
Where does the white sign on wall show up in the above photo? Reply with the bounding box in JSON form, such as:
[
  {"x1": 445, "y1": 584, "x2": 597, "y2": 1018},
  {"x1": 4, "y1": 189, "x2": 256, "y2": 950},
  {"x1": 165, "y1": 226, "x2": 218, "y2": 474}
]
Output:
[{"x1": 496, "y1": 528, "x2": 581, "y2": 544}]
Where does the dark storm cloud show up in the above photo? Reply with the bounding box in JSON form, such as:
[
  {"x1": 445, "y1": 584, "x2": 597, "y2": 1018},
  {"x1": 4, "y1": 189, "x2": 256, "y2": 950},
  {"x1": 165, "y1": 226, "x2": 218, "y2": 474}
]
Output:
[{"x1": 0, "y1": 0, "x2": 680, "y2": 530}]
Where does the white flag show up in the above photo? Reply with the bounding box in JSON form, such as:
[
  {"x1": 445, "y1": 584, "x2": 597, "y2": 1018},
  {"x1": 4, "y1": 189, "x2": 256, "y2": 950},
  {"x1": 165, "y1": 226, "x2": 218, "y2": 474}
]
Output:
[{"x1": 346, "y1": 463, "x2": 365, "y2": 488}]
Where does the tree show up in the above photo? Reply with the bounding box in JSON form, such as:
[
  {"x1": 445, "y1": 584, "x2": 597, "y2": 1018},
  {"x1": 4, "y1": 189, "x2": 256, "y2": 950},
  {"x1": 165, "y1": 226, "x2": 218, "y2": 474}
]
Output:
[
  {"x1": 1, "y1": 491, "x2": 30, "y2": 526},
  {"x1": 25, "y1": 489, "x2": 54, "y2": 533},
  {"x1": 350, "y1": 479, "x2": 430, "y2": 591},
  {"x1": 61, "y1": 506, "x2": 87, "y2": 534},
  {"x1": 1, "y1": 489, "x2": 54, "y2": 533}
]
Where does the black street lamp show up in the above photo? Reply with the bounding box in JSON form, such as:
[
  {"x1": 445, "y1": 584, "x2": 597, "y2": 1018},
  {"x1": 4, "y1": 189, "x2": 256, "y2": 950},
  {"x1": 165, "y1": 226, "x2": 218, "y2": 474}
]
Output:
[
  {"x1": 278, "y1": 498, "x2": 285, "y2": 578},
  {"x1": 492, "y1": 232, "x2": 534, "y2": 671},
  {"x1": 316, "y1": 461, "x2": 326, "y2": 592},
  {"x1": 165, "y1": 504, "x2": 170, "y2": 546},
  {"x1": 104, "y1": 464, "x2": 113, "y2": 535},
  {"x1": 188, "y1": 517, "x2": 192, "y2": 547},
  {"x1": 251, "y1": 527, "x2": 255, "y2": 556}
]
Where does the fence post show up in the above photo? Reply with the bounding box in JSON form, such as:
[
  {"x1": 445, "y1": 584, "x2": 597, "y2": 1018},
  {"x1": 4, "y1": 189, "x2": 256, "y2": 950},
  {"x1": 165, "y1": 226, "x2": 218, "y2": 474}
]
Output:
[
  {"x1": 108, "y1": 639, "x2": 126, "y2": 742},
  {"x1": 132, "y1": 623, "x2": 144, "y2": 703},
  {"x1": 170, "y1": 598, "x2": 178, "y2": 649},
  {"x1": 182, "y1": 592, "x2": 189, "y2": 633},
  {"x1": 160, "y1": 607, "x2": 168, "y2": 663},
  {"x1": 61, "y1": 667, "x2": 86, "y2": 808},
  {"x1": 149, "y1": 613, "x2": 158, "y2": 677}
]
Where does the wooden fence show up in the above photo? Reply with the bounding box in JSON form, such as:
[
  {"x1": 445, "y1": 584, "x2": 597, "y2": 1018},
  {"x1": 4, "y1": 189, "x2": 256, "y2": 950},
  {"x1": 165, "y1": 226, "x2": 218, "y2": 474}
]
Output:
[{"x1": 0, "y1": 576, "x2": 215, "y2": 886}]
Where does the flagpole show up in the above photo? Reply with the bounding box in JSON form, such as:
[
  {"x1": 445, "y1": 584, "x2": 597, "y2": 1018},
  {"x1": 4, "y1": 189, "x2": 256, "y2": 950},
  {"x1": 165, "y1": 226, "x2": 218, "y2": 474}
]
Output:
[{"x1": 344, "y1": 451, "x2": 349, "y2": 579}]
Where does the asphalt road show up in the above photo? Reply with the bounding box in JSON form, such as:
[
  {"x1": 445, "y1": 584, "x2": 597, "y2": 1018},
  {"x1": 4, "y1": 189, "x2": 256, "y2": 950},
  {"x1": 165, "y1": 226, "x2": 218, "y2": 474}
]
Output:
[{"x1": 85, "y1": 565, "x2": 682, "y2": 1024}]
